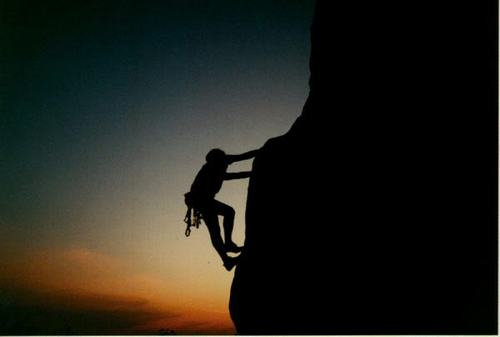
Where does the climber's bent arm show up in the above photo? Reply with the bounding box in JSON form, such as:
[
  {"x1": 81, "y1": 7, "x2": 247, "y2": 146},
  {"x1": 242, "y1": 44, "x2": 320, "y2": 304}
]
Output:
[{"x1": 224, "y1": 171, "x2": 252, "y2": 180}]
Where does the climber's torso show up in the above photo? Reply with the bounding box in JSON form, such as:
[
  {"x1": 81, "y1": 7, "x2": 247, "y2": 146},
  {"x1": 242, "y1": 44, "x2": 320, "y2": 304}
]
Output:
[{"x1": 190, "y1": 162, "x2": 229, "y2": 200}]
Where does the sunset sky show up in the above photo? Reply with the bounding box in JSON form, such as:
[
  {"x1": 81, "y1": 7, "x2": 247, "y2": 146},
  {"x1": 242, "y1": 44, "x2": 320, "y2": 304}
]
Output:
[{"x1": 0, "y1": 0, "x2": 314, "y2": 334}]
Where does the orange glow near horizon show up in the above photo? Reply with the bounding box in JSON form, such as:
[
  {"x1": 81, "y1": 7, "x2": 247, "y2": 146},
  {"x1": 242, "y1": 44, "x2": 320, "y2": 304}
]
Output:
[{"x1": 0, "y1": 244, "x2": 236, "y2": 334}]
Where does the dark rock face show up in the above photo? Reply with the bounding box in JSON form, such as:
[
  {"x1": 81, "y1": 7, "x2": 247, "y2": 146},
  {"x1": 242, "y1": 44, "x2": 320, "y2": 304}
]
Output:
[{"x1": 229, "y1": 1, "x2": 497, "y2": 334}]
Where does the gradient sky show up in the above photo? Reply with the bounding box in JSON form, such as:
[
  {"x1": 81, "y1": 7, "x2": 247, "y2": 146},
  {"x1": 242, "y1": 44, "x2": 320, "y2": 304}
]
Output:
[{"x1": 0, "y1": 0, "x2": 314, "y2": 334}]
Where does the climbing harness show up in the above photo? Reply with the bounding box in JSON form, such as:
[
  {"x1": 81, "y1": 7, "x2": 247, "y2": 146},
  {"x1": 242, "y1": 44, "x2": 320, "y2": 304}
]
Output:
[{"x1": 183, "y1": 192, "x2": 202, "y2": 237}]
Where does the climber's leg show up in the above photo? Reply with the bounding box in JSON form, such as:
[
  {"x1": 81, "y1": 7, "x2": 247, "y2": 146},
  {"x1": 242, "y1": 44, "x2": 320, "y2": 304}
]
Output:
[
  {"x1": 203, "y1": 211, "x2": 227, "y2": 261},
  {"x1": 213, "y1": 200, "x2": 242, "y2": 253}
]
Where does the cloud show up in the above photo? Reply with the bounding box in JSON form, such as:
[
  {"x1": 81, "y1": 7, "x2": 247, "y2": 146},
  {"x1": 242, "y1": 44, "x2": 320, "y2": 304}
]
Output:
[
  {"x1": 0, "y1": 285, "x2": 236, "y2": 335},
  {"x1": 0, "y1": 286, "x2": 177, "y2": 335},
  {"x1": 0, "y1": 246, "x2": 235, "y2": 334},
  {"x1": 0, "y1": 246, "x2": 167, "y2": 299}
]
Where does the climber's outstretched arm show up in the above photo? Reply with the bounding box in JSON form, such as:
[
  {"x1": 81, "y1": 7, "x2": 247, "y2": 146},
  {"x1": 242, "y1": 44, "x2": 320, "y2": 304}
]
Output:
[
  {"x1": 226, "y1": 149, "x2": 260, "y2": 164},
  {"x1": 224, "y1": 171, "x2": 252, "y2": 180}
]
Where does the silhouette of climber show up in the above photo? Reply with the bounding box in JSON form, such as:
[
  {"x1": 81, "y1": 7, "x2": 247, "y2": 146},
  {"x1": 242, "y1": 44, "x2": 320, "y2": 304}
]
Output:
[{"x1": 185, "y1": 148, "x2": 259, "y2": 271}]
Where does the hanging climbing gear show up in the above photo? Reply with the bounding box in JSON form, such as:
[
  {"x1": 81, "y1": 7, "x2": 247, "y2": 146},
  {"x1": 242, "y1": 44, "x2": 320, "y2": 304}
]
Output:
[
  {"x1": 183, "y1": 192, "x2": 202, "y2": 237},
  {"x1": 184, "y1": 206, "x2": 202, "y2": 237}
]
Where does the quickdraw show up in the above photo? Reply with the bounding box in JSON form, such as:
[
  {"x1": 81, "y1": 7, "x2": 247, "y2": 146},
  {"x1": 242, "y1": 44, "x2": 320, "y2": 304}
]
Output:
[{"x1": 184, "y1": 205, "x2": 202, "y2": 237}]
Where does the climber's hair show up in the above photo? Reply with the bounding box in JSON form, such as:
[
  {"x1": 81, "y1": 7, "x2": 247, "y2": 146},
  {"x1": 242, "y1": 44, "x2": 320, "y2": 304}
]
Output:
[{"x1": 206, "y1": 148, "x2": 226, "y2": 163}]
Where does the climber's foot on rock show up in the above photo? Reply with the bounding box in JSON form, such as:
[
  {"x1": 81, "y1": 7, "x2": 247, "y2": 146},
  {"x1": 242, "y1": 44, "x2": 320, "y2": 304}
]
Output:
[
  {"x1": 223, "y1": 256, "x2": 240, "y2": 271},
  {"x1": 225, "y1": 242, "x2": 243, "y2": 253}
]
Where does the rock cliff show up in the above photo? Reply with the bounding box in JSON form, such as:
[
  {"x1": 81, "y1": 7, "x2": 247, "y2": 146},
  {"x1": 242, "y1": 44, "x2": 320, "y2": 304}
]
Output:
[{"x1": 229, "y1": 1, "x2": 497, "y2": 334}]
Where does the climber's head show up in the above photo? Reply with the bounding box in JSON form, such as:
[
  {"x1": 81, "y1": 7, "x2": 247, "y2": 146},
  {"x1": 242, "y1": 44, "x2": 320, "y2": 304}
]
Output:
[{"x1": 206, "y1": 148, "x2": 226, "y2": 164}]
